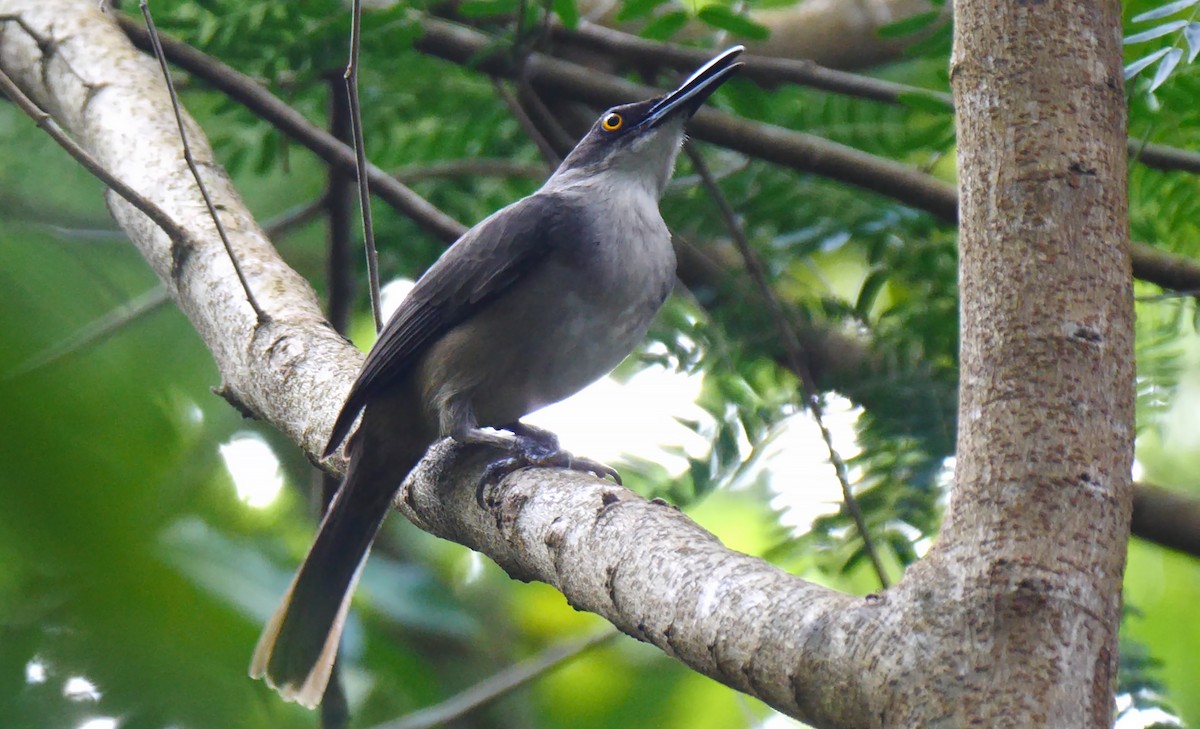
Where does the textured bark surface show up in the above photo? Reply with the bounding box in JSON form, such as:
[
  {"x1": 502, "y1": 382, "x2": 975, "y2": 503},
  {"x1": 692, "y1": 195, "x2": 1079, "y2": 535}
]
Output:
[
  {"x1": 941, "y1": 0, "x2": 1133, "y2": 725},
  {"x1": 400, "y1": 442, "x2": 885, "y2": 728},
  {"x1": 0, "y1": 1, "x2": 1135, "y2": 727}
]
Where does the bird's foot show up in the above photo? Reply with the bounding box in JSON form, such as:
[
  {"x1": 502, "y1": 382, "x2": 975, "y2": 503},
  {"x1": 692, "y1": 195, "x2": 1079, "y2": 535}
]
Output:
[{"x1": 473, "y1": 424, "x2": 621, "y2": 507}]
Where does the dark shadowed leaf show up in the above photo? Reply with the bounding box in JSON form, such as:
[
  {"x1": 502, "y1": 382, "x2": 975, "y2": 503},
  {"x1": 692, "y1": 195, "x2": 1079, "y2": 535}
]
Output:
[
  {"x1": 641, "y1": 10, "x2": 690, "y2": 40},
  {"x1": 697, "y1": 6, "x2": 771, "y2": 40},
  {"x1": 877, "y1": 10, "x2": 940, "y2": 39},
  {"x1": 855, "y1": 269, "x2": 889, "y2": 319}
]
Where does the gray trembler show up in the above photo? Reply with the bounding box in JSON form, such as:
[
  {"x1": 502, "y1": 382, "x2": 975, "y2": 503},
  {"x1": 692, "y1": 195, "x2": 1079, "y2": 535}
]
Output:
[{"x1": 249, "y1": 46, "x2": 744, "y2": 708}]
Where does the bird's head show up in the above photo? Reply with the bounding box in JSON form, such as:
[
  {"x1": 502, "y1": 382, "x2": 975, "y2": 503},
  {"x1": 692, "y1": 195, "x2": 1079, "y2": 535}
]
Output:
[{"x1": 550, "y1": 46, "x2": 744, "y2": 198}]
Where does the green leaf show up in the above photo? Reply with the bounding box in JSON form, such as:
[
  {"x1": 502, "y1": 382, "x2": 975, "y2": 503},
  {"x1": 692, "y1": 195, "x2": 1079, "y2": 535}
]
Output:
[
  {"x1": 877, "y1": 10, "x2": 940, "y2": 39},
  {"x1": 458, "y1": 0, "x2": 519, "y2": 18},
  {"x1": 697, "y1": 5, "x2": 771, "y2": 40},
  {"x1": 1184, "y1": 22, "x2": 1200, "y2": 61},
  {"x1": 553, "y1": 0, "x2": 580, "y2": 28},
  {"x1": 855, "y1": 269, "x2": 889, "y2": 319},
  {"x1": 617, "y1": 0, "x2": 668, "y2": 22},
  {"x1": 896, "y1": 90, "x2": 954, "y2": 113},
  {"x1": 641, "y1": 10, "x2": 690, "y2": 40}
]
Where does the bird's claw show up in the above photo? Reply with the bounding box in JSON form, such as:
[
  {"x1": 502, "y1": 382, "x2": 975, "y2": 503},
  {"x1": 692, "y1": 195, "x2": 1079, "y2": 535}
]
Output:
[
  {"x1": 565, "y1": 455, "x2": 622, "y2": 485},
  {"x1": 475, "y1": 433, "x2": 621, "y2": 508}
]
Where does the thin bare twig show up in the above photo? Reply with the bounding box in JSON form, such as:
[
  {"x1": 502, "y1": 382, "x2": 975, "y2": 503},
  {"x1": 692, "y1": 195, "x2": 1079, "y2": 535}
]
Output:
[
  {"x1": 139, "y1": 1, "x2": 267, "y2": 323},
  {"x1": 344, "y1": 0, "x2": 382, "y2": 332},
  {"x1": 5, "y1": 285, "x2": 171, "y2": 379},
  {"x1": 370, "y1": 628, "x2": 620, "y2": 729},
  {"x1": 683, "y1": 141, "x2": 891, "y2": 588},
  {"x1": 263, "y1": 196, "x2": 328, "y2": 239},
  {"x1": 117, "y1": 14, "x2": 467, "y2": 244},
  {"x1": 494, "y1": 78, "x2": 564, "y2": 166},
  {"x1": 393, "y1": 158, "x2": 548, "y2": 182},
  {"x1": 0, "y1": 66, "x2": 197, "y2": 250},
  {"x1": 515, "y1": 77, "x2": 577, "y2": 158},
  {"x1": 325, "y1": 76, "x2": 357, "y2": 335},
  {"x1": 551, "y1": 20, "x2": 1200, "y2": 176}
]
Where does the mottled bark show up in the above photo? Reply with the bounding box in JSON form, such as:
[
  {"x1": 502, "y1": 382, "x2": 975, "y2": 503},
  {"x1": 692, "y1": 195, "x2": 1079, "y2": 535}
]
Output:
[{"x1": 937, "y1": 0, "x2": 1132, "y2": 724}]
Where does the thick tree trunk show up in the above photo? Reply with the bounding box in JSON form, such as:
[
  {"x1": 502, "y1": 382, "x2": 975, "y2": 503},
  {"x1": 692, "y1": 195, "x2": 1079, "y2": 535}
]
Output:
[{"x1": 938, "y1": 0, "x2": 1133, "y2": 724}]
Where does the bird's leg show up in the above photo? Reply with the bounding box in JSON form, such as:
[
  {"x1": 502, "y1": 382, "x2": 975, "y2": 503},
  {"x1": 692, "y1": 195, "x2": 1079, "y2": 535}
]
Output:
[{"x1": 501, "y1": 421, "x2": 559, "y2": 452}]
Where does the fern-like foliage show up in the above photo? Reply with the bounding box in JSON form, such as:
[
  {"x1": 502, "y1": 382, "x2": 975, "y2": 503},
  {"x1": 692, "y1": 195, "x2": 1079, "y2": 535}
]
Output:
[{"x1": 1125, "y1": 0, "x2": 1200, "y2": 93}]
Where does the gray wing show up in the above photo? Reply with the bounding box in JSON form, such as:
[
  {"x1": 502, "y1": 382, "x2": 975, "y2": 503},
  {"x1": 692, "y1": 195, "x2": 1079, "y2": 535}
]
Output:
[{"x1": 324, "y1": 192, "x2": 573, "y2": 456}]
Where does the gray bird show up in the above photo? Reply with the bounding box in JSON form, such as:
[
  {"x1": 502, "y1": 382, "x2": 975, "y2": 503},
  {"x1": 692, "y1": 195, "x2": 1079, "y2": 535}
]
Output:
[{"x1": 249, "y1": 45, "x2": 744, "y2": 707}]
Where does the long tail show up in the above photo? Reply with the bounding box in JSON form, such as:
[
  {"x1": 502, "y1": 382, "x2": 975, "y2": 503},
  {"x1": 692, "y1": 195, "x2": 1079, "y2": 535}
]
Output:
[{"x1": 249, "y1": 433, "x2": 423, "y2": 708}]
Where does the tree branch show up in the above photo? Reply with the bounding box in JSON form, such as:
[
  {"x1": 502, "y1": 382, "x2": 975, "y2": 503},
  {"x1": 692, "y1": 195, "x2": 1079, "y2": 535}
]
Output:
[
  {"x1": 1131, "y1": 481, "x2": 1200, "y2": 557},
  {"x1": 396, "y1": 441, "x2": 880, "y2": 728},
  {"x1": 116, "y1": 13, "x2": 466, "y2": 245},
  {"x1": 413, "y1": 17, "x2": 1200, "y2": 295},
  {"x1": 554, "y1": 19, "x2": 1200, "y2": 176},
  {"x1": 5, "y1": 6, "x2": 1190, "y2": 728},
  {"x1": 945, "y1": 0, "x2": 1131, "y2": 720},
  {"x1": 557, "y1": 20, "x2": 954, "y2": 108},
  {"x1": 115, "y1": 14, "x2": 1200, "y2": 297},
  {"x1": 416, "y1": 17, "x2": 958, "y2": 221}
]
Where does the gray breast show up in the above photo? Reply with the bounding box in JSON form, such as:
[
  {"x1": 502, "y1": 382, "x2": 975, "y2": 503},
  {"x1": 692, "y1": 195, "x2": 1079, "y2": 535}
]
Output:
[{"x1": 421, "y1": 186, "x2": 676, "y2": 429}]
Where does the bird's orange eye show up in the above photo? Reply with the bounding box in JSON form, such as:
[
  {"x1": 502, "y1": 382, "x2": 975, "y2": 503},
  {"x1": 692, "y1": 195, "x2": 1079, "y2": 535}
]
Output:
[{"x1": 602, "y1": 113, "x2": 623, "y2": 131}]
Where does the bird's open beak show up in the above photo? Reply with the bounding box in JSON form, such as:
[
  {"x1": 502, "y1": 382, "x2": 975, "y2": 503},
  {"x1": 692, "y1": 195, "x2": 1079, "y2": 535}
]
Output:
[{"x1": 639, "y1": 46, "x2": 744, "y2": 129}]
